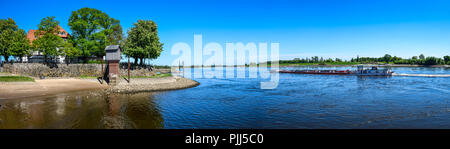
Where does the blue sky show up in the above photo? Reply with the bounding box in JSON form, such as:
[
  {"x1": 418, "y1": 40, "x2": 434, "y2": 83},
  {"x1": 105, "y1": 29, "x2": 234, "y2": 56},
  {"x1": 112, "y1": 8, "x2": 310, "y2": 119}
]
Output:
[{"x1": 1, "y1": 0, "x2": 450, "y2": 65}]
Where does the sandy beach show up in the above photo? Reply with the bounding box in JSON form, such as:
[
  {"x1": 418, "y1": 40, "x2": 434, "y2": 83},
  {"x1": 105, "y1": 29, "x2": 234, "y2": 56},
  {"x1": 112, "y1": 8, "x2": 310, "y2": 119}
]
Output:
[
  {"x1": 0, "y1": 78, "x2": 109, "y2": 100},
  {"x1": 0, "y1": 76, "x2": 200, "y2": 100},
  {"x1": 108, "y1": 76, "x2": 200, "y2": 93}
]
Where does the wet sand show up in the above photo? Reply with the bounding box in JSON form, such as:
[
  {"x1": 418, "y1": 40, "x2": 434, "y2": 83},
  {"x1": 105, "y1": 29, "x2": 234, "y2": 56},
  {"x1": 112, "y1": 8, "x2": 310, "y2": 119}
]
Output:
[
  {"x1": 0, "y1": 76, "x2": 200, "y2": 100},
  {"x1": 0, "y1": 79, "x2": 109, "y2": 100},
  {"x1": 108, "y1": 76, "x2": 200, "y2": 93}
]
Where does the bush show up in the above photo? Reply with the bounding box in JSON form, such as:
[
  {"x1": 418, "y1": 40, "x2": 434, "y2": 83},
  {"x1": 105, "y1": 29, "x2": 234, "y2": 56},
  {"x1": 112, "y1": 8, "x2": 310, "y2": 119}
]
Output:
[
  {"x1": 86, "y1": 60, "x2": 103, "y2": 64},
  {"x1": 424, "y1": 57, "x2": 444, "y2": 65}
]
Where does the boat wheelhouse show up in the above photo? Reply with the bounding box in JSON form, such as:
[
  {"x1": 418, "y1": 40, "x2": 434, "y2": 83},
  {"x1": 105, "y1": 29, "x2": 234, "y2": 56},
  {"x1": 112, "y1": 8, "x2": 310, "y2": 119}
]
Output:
[{"x1": 355, "y1": 65, "x2": 393, "y2": 76}]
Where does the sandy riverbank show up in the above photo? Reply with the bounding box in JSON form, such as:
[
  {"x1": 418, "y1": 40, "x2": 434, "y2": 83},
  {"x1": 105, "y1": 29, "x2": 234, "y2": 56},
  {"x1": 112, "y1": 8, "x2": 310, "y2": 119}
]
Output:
[
  {"x1": 107, "y1": 76, "x2": 200, "y2": 93},
  {"x1": 0, "y1": 76, "x2": 200, "y2": 100},
  {"x1": 0, "y1": 78, "x2": 109, "y2": 100}
]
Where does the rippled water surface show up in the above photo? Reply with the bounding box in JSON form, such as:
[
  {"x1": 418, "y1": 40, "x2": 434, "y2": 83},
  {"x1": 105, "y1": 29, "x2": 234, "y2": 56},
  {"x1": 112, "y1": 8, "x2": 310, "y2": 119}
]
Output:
[{"x1": 1, "y1": 66, "x2": 449, "y2": 128}]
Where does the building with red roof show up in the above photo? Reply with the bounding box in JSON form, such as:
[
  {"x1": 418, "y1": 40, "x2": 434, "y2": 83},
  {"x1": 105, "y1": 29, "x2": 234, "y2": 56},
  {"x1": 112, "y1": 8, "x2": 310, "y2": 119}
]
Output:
[
  {"x1": 26, "y1": 25, "x2": 70, "y2": 44},
  {"x1": 24, "y1": 25, "x2": 70, "y2": 63}
]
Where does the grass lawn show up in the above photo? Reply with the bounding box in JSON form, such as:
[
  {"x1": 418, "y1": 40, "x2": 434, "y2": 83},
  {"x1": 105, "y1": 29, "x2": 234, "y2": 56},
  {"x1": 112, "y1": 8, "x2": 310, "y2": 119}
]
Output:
[
  {"x1": 0, "y1": 76, "x2": 35, "y2": 82},
  {"x1": 80, "y1": 73, "x2": 173, "y2": 79},
  {"x1": 149, "y1": 73, "x2": 172, "y2": 78},
  {"x1": 121, "y1": 73, "x2": 173, "y2": 78},
  {"x1": 80, "y1": 75, "x2": 99, "y2": 79}
]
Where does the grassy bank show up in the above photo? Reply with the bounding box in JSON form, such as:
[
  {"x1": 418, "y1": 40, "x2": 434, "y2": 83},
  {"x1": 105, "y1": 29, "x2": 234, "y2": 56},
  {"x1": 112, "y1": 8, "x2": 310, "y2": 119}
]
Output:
[
  {"x1": 121, "y1": 73, "x2": 173, "y2": 78},
  {"x1": 80, "y1": 73, "x2": 173, "y2": 79},
  {"x1": 0, "y1": 76, "x2": 35, "y2": 82}
]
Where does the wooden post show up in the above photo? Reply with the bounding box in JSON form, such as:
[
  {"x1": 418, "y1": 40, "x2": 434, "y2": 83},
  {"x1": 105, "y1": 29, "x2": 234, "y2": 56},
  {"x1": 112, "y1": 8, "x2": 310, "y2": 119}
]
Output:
[
  {"x1": 101, "y1": 59, "x2": 104, "y2": 80},
  {"x1": 128, "y1": 57, "x2": 130, "y2": 83}
]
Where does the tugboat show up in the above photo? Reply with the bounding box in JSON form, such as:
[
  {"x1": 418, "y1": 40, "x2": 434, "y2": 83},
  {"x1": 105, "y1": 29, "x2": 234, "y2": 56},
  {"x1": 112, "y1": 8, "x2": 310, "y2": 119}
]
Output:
[
  {"x1": 354, "y1": 65, "x2": 393, "y2": 76},
  {"x1": 278, "y1": 65, "x2": 393, "y2": 76}
]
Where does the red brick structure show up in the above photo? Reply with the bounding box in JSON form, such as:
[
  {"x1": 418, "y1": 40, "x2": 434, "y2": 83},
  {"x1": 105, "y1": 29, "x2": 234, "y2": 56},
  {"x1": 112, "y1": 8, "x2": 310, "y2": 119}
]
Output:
[
  {"x1": 105, "y1": 45, "x2": 121, "y2": 85},
  {"x1": 108, "y1": 61, "x2": 119, "y2": 84}
]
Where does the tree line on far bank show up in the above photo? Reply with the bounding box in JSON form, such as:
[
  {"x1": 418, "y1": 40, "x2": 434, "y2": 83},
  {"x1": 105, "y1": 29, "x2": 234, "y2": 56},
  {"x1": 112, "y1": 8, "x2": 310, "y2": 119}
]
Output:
[
  {"x1": 280, "y1": 54, "x2": 450, "y2": 65},
  {"x1": 0, "y1": 7, "x2": 162, "y2": 66},
  {"x1": 351, "y1": 54, "x2": 450, "y2": 65}
]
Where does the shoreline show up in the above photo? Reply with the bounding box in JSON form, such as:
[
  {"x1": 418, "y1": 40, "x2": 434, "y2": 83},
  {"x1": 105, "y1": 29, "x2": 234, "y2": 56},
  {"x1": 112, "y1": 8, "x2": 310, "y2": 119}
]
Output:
[
  {"x1": 0, "y1": 76, "x2": 199, "y2": 100},
  {"x1": 107, "y1": 76, "x2": 200, "y2": 93}
]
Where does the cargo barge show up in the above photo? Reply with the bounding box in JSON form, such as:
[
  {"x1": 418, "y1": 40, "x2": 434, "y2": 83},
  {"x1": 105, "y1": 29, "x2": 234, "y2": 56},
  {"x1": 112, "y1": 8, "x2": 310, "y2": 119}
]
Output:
[{"x1": 278, "y1": 66, "x2": 393, "y2": 76}]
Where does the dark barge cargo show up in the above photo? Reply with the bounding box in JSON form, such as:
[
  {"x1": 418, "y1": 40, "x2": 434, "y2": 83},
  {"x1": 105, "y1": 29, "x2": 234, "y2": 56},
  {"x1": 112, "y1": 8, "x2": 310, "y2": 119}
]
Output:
[
  {"x1": 278, "y1": 66, "x2": 394, "y2": 76},
  {"x1": 278, "y1": 70, "x2": 352, "y2": 75}
]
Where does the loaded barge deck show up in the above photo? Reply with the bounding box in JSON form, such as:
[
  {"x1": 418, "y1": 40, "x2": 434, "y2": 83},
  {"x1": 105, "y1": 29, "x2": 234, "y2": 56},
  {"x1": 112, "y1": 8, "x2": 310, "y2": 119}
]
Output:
[
  {"x1": 279, "y1": 70, "x2": 353, "y2": 75},
  {"x1": 278, "y1": 66, "x2": 394, "y2": 76}
]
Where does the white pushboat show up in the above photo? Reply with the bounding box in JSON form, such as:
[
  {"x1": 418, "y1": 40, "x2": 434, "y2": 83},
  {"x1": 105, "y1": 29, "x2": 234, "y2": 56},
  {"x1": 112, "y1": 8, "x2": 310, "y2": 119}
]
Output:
[{"x1": 355, "y1": 65, "x2": 393, "y2": 76}]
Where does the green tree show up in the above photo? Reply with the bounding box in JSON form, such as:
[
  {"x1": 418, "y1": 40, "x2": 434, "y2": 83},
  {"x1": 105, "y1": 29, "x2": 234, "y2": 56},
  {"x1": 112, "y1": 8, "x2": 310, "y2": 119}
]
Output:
[
  {"x1": 382, "y1": 54, "x2": 392, "y2": 63},
  {"x1": 68, "y1": 7, "x2": 123, "y2": 62},
  {"x1": 0, "y1": 18, "x2": 19, "y2": 62},
  {"x1": 444, "y1": 55, "x2": 450, "y2": 64},
  {"x1": 424, "y1": 56, "x2": 443, "y2": 65},
  {"x1": 419, "y1": 54, "x2": 425, "y2": 60},
  {"x1": 124, "y1": 20, "x2": 163, "y2": 65},
  {"x1": 33, "y1": 16, "x2": 64, "y2": 64},
  {"x1": 10, "y1": 29, "x2": 31, "y2": 62},
  {"x1": 61, "y1": 41, "x2": 80, "y2": 63}
]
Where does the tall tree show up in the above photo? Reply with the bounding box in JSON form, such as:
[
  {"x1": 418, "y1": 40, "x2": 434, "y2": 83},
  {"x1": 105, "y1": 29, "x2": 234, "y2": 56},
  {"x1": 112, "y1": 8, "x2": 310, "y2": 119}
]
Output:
[
  {"x1": 33, "y1": 16, "x2": 64, "y2": 64},
  {"x1": 68, "y1": 7, "x2": 123, "y2": 62},
  {"x1": 0, "y1": 18, "x2": 19, "y2": 62},
  {"x1": 382, "y1": 54, "x2": 392, "y2": 63},
  {"x1": 444, "y1": 55, "x2": 450, "y2": 65},
  {"x1": 62, "y1": 41, "x2": 80, "y2": 61},
  {"x1": 124, "y1": 20, "x2": 163, "y2": 65},
  {"x1": 419, "y1": 54, "x2": 425, "y2": 60},
  {"x1": 10, "y1": 29, "x2": 31, "y2": 62}
]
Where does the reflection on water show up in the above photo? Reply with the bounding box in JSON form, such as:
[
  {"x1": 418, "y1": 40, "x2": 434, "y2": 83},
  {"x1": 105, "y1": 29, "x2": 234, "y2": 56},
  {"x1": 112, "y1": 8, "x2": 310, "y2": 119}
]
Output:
[{"x1": 0, "y1": 91, "x2": 163, "y2": 129}]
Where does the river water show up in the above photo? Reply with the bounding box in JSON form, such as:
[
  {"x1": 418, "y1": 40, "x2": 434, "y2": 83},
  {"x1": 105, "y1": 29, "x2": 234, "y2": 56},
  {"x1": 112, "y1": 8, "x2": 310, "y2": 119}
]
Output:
[{"x1": 0, "y1": 66, "x2": 449, "y2": 129}]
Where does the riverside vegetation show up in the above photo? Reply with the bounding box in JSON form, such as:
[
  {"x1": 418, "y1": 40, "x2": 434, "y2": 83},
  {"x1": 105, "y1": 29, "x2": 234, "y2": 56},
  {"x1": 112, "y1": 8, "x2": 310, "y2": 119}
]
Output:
[
  {"x1": 1, "y1": 7, "x2": 162, "y2": 67},
  {"x1": 274, "y1": 54, "x2": 450, "y2": 66}
]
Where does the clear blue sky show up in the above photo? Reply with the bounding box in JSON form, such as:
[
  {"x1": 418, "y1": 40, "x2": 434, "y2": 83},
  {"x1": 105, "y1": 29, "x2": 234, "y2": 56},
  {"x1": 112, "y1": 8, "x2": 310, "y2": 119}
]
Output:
[{"x1": 1, "y1": 0, "x2": 450, "y2": 65}]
